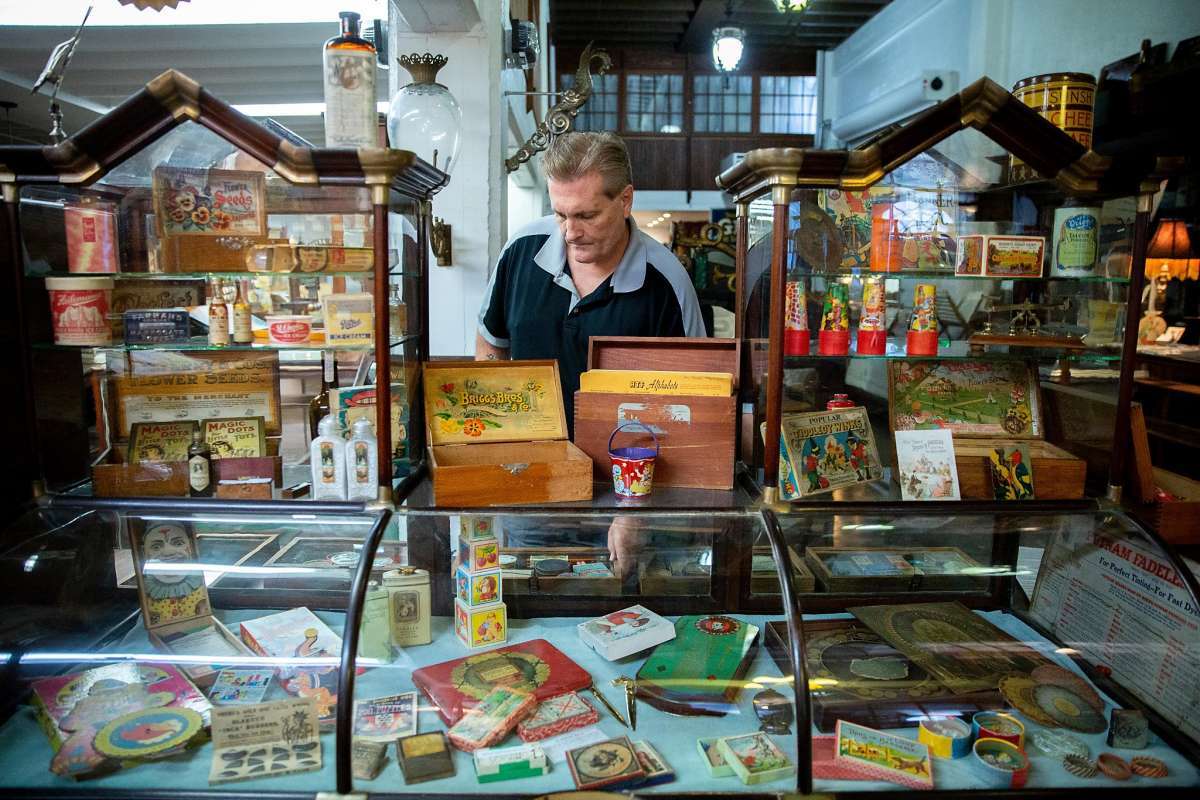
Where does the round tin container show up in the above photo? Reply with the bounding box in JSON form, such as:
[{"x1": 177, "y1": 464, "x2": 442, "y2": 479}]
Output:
[
  {"x1": 1010, "y1": 72, "x2": 1096, "y2": 183},
  {"x1": 1051, "y1": 203, "x2": 1101, "y2": 277},
  {"x1": 972, "y1": 711, "x2": 1025, "y2": 749},
  {"x1": 972, "y1": 737, "x2": 1029, "y2": 788},
  {"x1": 919, "y1": 717, "x2": 972, "y2": 759},
  {"x1": 45, "y1": 276, "x2": 114, "y2": 346},
  {"x1": 266, "y1": 314, "x2": 313, "y2": 345}
]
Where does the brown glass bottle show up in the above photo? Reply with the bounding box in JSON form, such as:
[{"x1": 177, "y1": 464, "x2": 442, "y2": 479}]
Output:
[
  {"x1": 187, "y1": 429, "x2": 213, "y2": 497},
  {"x1": 322, "y1": 11, "x2": 377, "y2": 148},
  {"x1": 308, "y1": 351, "x2": 340, "y2": 440}
]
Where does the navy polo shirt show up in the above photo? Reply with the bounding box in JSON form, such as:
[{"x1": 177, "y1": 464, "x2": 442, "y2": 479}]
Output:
[{"x1": 478, "y1": 215, "x2": 706, "y2": 432}]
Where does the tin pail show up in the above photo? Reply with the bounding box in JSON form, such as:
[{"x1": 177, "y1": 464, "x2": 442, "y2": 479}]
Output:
[{"x1": 608, "y1": 421, "x2": 659, "y2": 498}]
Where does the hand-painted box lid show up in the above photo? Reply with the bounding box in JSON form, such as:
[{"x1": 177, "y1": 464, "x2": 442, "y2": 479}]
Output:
[
  {"x1": 424, "y1": 360, "x2": 567, "y2": 446},
  {"x1": 129, "y1": 518, "x2": 214, "y2": 631}
]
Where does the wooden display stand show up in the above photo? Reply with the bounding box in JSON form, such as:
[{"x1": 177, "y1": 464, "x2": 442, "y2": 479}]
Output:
[
  {"x1": 424, "y1": 360, "x2": 592, "y2": 507},
  {"x1": 573, "y1": 337, "x2": 739, "y2": 490}
]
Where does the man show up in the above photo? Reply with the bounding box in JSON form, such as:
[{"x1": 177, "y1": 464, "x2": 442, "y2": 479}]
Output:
[{"x1": 476, "y1": 131, "x2": 705, "y2": 432}]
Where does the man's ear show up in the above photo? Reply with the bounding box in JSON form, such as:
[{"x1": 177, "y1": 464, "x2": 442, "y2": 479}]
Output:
[{"x1": 620, "y1": 184, "x2": 634, "y2": 217}]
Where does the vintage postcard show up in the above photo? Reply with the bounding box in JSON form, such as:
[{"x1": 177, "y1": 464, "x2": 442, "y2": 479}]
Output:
[
  {"x1": 988, "y1": 444, "x2": 1034, "y2": 500},
  {"x1": 209, "y1": 669, "x2": 272, "y2": 705},
  {"x1": 154, "y1": 166, "x2": 266, "y2": 237},
  {"x1": 889, "y1": 360, "x2": 1040, "y2": 438},
  {"x1": 776, "y1": 407, "x2": 882, "y2": 500},
  {"x1": 834, "y1": 719, "x2": 933, "y2": 789},
  {"x1": 353, "y1": 692, "x2": 418, "y2": 742},
  {"x1": 128, "y1": 420, "x2": 197, "y2": 463},
  {"x1": 202, "y1": 416, "x2": 266, "y2": 459},
  {"x1": 894, "y1": 429, "x2": 961, "y2": 500}
]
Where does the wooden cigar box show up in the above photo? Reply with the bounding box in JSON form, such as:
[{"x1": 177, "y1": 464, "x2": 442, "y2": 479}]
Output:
[
  {"x1": 573, "y1": 337, "x2": 739, "y2": 490},
  {"x1": 424, "y1": 360, "x2": 592, "y2": 506}
]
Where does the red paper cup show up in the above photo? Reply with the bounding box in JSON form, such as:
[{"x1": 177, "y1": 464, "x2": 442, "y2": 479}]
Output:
[
  {"x1": 906, "y1": 329, "x2": 938, "y2": 356},
  {"x1": 818, "y1": 329, "x2": 850, "y2": 356},
  {"x1": 784, "y1": 329, "x2": 810, "y2": 356},
  {"x1": 856, "y1": 329, "x2": 886, "y2": 355}
]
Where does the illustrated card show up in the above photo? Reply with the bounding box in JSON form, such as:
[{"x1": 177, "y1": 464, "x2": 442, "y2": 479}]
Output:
[
  {"x1": 128, "y1": 420, "x2": 197, "y2": 463},
  {"x1": 209, "y1": 669, "x2": 272, "y2": 705},
  {"x1": 776, "y1": 407, "x2": 882, "y2": 500},
  {"x1": 209, "y1": 696, "x2": 321, "y2": 784},
  {"x1": 129, "y1": 519, "x2": 210, "y2": 629},
  {"x1": 566, "y1": 735, "x2": 645, "y2": 791},
  {"x1": 988, "y1": 444, "x2": 1035, "y2": 500},
  {"x1": 353, "y1": 692, "x2": 418, "y2": 742},
  {"x1": 154, "y1": 166, "x2": 266, "y2": 237},
  {"x1": 895, "y1": 429, "x2": 961, "y2": 500},
  {"x1": 834, "y1": 719, "x2": 933, "y2": 789},
  {"x1": 888, "y1": 360, "x2": 1040, "y2": 438},
  {"x1": 202, "y1": 416, "x2": 266, "y2": 459}
]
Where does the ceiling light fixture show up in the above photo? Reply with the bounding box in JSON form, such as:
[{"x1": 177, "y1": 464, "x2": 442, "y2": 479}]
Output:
[
  {"x1": 774, "y1": 0, "x2": 810, "y2": 12},
  {"x1": 662, "y1": 213, "x2": 672, "y2": 219},
  {"x1": 712, "y1": 1, "x2": 745, "y2": 73}
]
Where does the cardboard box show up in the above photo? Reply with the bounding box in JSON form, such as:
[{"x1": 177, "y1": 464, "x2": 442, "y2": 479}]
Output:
[
  {"x1": 953, "y1": 440, "x2": 1085, "y2": 499},
  {"x1": 954, "y1": 234, "x2": 1045, "y2": 278},
  {"x1": 574, "y1": 337, "x2": 739, "y2": 490},
  {"x1": 456, "y1": 565, "x2": 502, "y2": 607},
  {"x1": 425, "y1": 361, "x2": 592, "y2": 506}
]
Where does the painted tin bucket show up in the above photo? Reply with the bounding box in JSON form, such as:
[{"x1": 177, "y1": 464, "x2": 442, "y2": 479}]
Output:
[{"x1": 608, "y1": 421, "x2": 659, "y2": 498}]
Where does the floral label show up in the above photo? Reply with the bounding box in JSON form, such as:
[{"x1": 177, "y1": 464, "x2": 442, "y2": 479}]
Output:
[
  {"x1": 425, "y1": 364, "x2": 563, "y2": 444},
  {"x1": 153, "y1": 167, "x2": 266, "y2": 237}
]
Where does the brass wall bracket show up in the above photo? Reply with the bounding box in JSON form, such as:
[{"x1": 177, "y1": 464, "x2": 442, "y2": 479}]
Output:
[
  {"x1": 430, "y1": 216, "x2": 452, "y2": 266},
  {"x1": 504, "y1": 42, "x2": 611, "y2": 174}
]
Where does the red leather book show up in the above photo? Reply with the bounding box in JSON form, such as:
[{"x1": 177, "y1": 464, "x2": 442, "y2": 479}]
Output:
[{"x1": 412, "y1": 639, "x2": 591, "y2": 725}]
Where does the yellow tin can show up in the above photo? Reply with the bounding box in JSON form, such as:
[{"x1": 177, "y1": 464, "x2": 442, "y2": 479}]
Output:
[{"x1": 1009, "y1": 72, "x2": 1096, "y2": 183}]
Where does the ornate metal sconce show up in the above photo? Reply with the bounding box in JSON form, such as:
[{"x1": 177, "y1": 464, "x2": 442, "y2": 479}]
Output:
[
  {"x1": 504, "y1": 43, "x2": 612, "y2": 174},
  {"x1": 430, "y1": 217, "x2": 452, "y2": 266}
]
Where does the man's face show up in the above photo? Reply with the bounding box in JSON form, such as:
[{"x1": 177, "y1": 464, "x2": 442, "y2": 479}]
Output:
[{"x1": 548, "y1": 171, "x2": 633, "y2": 267}]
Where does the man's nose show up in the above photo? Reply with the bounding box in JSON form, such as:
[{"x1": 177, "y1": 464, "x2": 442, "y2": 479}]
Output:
[{"x1": 562, "y1": 218, "x2": 582, "y2": 241}]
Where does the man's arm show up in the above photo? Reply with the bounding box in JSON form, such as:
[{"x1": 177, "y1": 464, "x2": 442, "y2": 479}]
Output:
[{"x1": 475, "y1": 333, "x2": 509, "y2": 361}]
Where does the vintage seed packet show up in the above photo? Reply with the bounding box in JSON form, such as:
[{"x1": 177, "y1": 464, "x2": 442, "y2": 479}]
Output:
[
  {"x1": 474, "y1": 743, "x2": 550, "y2": 783},
  {"x1": 209, "y1": 696, "x2": 321, "y2": 784},
  {"x1": 154, "y1": 166, "x2": 266, "y2": 237},
  {"x1": 209, "y1": 669, "x2": 272, "y2": 705},
  {"x1": 566, "y1": 735, "x2": 646, "y2": 791},
  {"x1": 447, "y1": 686, "x2": 536, "y2": 752},
  {"x1": 396, "y1": 732, "x2": 455, "y2": 784},
  {"x1": 352, "y1": 738, "x2": 388, "y2": 781},
  {"x1": 577, "y1": 605, "x2": 676, "y2": 661},
  {"x1": 633, "y1": 741, "x2": 674, "y2": 786},
  {"x1": 128, "y1": 420, "x2": 198, "y2": 463},
  {"x1": 517, "y1": 692, "x2": 599, "y2": 742},
  {"x1": 716, "y1": 732, "x2": 795, "y2": 786},
  {"x1": 202, "y1": 416, "x2": 266, "y2": 459},
  {"x1": 353, "y1": 692, "x2": 418, "y2": 742},
  {"x1": 987, "y1": 444, "x2": 1034, "y2": 500},
  {"x1": 834, "y1": 719, "x2": 933, "y2": 789},
  {"x1": 895, "y1": 429, "x2": 961, "y2": 500},
  {"x1": 775, "y1": 407, "x2": 882, "y2": 500}
]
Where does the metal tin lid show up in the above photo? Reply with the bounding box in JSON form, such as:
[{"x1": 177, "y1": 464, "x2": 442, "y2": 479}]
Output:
[
  {"x1": 1012, "y1": 72, "x2": 1096, "y2": 92},
  {"x1": 532, "y1": 558, "x2": 569, "y2": 577},
  {"x1": 383, "y1": 566, "x2": 429, "y2": 586}
]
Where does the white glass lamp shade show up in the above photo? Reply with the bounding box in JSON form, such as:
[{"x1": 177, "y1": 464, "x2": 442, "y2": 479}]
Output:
[
  {"x1": 712, "y1": 26, "x2": 745, "y2": 73},
  {"x1": 387, "y1": 82, "x2": 462, "y2": 175}
]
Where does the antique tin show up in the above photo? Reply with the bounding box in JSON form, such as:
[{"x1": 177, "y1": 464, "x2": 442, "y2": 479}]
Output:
[
  {"x1": 1051, "y1": 202, "x2": 1101, "y2": 277},
  {"x1": 1009, "y1": 72, "x2": 1095, "y2": 183},
  {"x1": 383, "y1": 567, "x2": 432, "y2": 647},
  {"x1": 123, "y1": 308, "x2": 191, "y2": 345}
]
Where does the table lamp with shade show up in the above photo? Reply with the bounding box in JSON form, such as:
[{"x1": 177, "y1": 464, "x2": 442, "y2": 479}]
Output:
[{"x1": 1139, "y1": 218, "x2": 1195, "y2": 342}]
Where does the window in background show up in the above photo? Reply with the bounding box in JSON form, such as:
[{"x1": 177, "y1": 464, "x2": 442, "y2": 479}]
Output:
[
  {"x1": 559, "y1": 72, "x2": 619, "y2": 132},
  {"x1": 760, "y1": 75, "x2": 818, "y2": 134},
  {"x1": 625, "y1": 73, "x2": 684, "y2": 133},
  {"x1": 693, "y1": 74, "x2": 752, "y2": 133}
]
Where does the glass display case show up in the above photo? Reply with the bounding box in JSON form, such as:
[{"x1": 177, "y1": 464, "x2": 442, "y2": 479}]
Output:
[
  {"x1": 718, "y1": 77, "x2": 1171, "y2": 504},
  {"x1": 2, "y1": 70, "x2": 446, "y2": 506}
]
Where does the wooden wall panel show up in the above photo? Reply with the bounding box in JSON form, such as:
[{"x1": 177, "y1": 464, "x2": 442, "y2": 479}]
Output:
[{"x1": 625, "y1": 136, "x2": 689, "y2": 190}]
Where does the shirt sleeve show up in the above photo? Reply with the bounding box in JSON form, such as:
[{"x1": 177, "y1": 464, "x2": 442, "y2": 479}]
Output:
[{"x1": 477, "y1": 248, "x2": 511, "y2": 348}]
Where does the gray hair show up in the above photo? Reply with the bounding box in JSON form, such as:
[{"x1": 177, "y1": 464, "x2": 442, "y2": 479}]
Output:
[{"x1": 544, "y1": 132, "x2": 633, "y2": 198}]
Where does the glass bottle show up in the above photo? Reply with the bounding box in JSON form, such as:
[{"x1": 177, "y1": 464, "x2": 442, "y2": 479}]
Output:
[
  {"x1": 208, "y1": 278, "x2": 229, "y2": 346},
  {"x1": 308, "y1": 351, "x2": 340, "y2": 440},
  {"x1": 310, "y1": 414, "x2": 347, "y2": 500},
  {"x1": 387, "y1": 54, "x2": 462, "y2": 174},
  {"x1": 346, "y1": 417, "x2": 378, "y2": 501},
  {"x1": 187, "y1": 428, "x2": 213, "y2": 498},
  {"x1": 323, "y1": 11, "x2": 377, "y2": 148},
  {"x1": 231, "y1": 280, "x2": 253, "y2": 344}
]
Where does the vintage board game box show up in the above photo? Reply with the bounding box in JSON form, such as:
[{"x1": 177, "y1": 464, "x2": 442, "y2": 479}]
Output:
[
  {"x1": 474, "y1": 743, "x2": 550, "y2": 782},
  {"x1": 635, "y1": 615, "x2": 759, "y2": 716},
  {"x1": 446, "y1": 686, "x2": 536, "y2": 752},
  {"x1": 982, "y1": 235, "x2": 1045, "y2": 278},
  {"x1": 454, "y1": 598, "x2": 508, "y2": 650},
  {"x1": 123, "y1": 309, "x2": 190, "y2": 345},
  {"x1": 574, "y1": 337, "x2": 739, "y2": 490},
  {"x1": 633, "y1": 741, "x2": 674, "y2": 787},
  {"x1": 717, "y1": 732, "x2": 795, "y2": 786},
  {"x1": 208, "y1": 697, "x2": 320, "y2": 784},
  {"x1": 424, "y1": 360, "x2": 591, "y2": 506},
  {"x1": 517, "y1": 692, "x2": 599, "y2": 742},
  {"x1": 412, "y1": 639, "x2": 592, "y2": 725},
  {"x1": 697, "y1": 737, "x2": 734, "y2": 778},
  {"x1": 566, "y1": 736, "x2": 646, "y2": 791},
  {"x1": 775, "y1": 407, "x2": 883, "y2": 500},
  {"x1": 456, "y1": 565, "x2": 502, "y2": 607},
  {"x1": 577, "y1": 605, "x2": 676, "y2": 661},
  {"x1": 239, "y1": 607, "x2": 343, "y2": 723},
  {"x1": 128, "y1": 519, "x2": 255, "y2": 687}
]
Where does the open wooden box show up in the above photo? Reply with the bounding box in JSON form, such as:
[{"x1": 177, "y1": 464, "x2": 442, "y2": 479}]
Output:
[
  {"x1": 573, "y1": 337, "x2": 740, "y2": 490},
  {"x1": 424, "y1": 360, "x2": 592, "y2": 506},
  {"x1": 129, "y1": 519, "x2": 255, "y2": 687},
  {"x1": 94, "y1": 438, "x2": 283, "y2": 498}
]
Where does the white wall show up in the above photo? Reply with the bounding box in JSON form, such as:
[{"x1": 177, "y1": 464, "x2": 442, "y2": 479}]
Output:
[
  {"x1": 390, "y1": 0, "x2": 505, "y2": 357},
  {"x1": 823, "y1": 0, "x2": 1200, "y2": 146}
]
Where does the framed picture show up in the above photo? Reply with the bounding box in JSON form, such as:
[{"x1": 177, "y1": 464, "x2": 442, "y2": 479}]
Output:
[
  {"x1": 152, "y1": 167, "x2": 266, "y2": 238},
  {"x1": 888, "y1": 360, "x2": 1042, "y2": 439},
  {"x1": 264, "y1": 536, "x2": 406, "y2": 572},
  {"x1": 202, "y1": 417, "x2": 266, "y2": 459}
]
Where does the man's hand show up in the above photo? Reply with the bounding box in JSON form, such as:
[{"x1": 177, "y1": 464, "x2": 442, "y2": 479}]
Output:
[
  {"x1": 475, "y1": 332, "x2": 510, "y2": 361},
  {"x1": 607, "y1": 515, "x2": 646, "y2": 580}
]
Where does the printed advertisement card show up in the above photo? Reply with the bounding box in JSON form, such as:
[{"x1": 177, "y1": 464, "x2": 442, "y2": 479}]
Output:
[
  {"x1": 834, "y1": 719, "x2": 933, "y2": 789},
  {"x1": 895, "y1": 429, "x2": 960, "y2": 500},
  {"x1": 209, "y1": 696, "x2": 320, "y2": 784}
]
